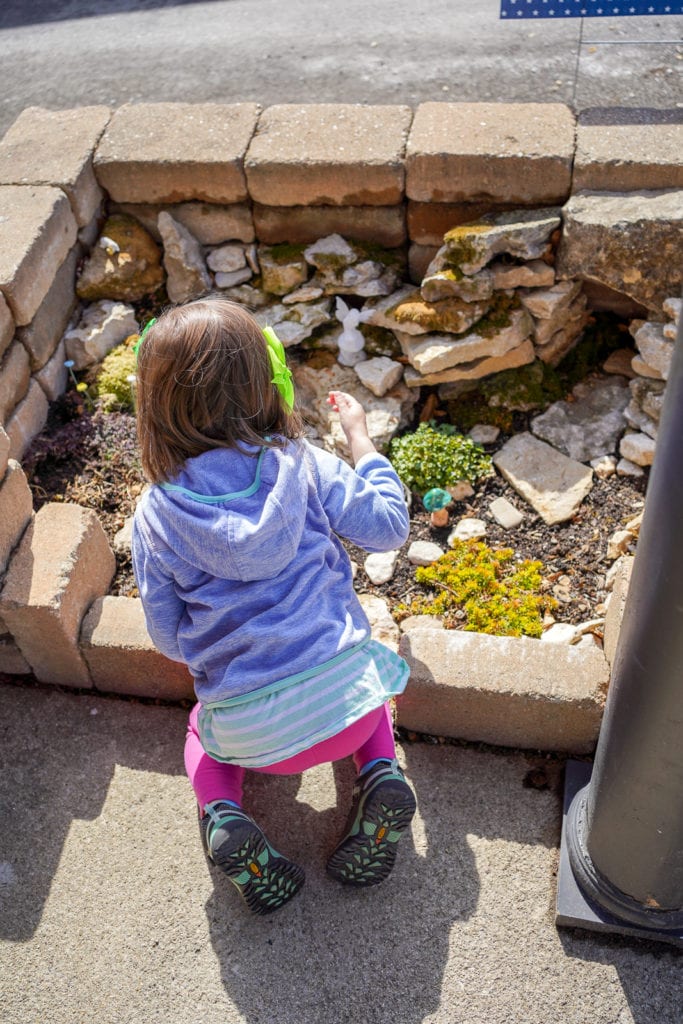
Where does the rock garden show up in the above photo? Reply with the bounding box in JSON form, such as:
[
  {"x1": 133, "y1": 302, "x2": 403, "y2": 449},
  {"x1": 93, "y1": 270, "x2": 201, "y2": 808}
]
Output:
[{"x1": 22, "y1": 205, "x2": 681, "y2": 654}]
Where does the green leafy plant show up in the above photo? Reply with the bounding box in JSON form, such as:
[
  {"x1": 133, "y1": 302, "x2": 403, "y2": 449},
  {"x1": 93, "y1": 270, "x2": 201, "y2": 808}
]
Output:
[
  {"x1": 388, "y1": 422, "x2": 491, "y2": 493},
  {"x1": 94, "y1": 339, "x2": 138, "y2": 412},
  {"x1": 395, "y1": 539, "x2": 556, "y2": 637}
]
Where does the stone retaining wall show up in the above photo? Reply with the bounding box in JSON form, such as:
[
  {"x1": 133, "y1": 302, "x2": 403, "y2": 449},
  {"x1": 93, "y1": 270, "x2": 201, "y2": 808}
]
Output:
[{"x1": 0, "y1": 101, "x2": 679, "y2": 752}]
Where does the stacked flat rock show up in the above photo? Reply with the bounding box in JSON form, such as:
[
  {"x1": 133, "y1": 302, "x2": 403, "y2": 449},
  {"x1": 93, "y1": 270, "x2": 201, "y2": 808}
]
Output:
[
  {"x1": 361, "y1": 209, "x2": 588, "y2": 388},
  {"x1": 618, "y1": 296, "x2": 680, "y2": 471}
]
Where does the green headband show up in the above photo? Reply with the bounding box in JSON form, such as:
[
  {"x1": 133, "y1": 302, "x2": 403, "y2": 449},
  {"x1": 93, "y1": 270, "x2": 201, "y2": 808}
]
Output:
[
  {"x1": 263, "y1": 325, "x2": 294, "y2": 413},
  {"x1": 134, "y1": 317, "x2": 294, "y2": 412}
]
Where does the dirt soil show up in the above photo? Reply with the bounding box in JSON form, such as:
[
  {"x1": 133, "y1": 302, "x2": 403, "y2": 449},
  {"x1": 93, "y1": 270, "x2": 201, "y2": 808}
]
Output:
[{"x1": 23, "y1": 388, "x2": 648, "y2": 628}]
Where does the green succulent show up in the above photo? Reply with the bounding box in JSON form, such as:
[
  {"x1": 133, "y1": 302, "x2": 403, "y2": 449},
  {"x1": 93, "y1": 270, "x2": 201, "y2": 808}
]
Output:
[{"x1": 388, "y1": 422, "x2": 491, "y2": 493}]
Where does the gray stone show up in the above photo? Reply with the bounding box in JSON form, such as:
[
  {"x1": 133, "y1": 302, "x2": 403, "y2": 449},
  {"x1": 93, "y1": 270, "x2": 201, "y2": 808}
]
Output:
[
  {"x1": 468, "y1": 424, "x2": 500, "y2": 445},
  {"x1": 624, "y1": 399, "x2": 658, "y2": 440},
  {"x1": 362, "y1": 285, "x2": 430, "y2": 336},
  {"x1": 253, "y1": 298, "x2": 333, "y2": 347},
  {"x1": 397, "y1": 308, "x2": 533, "y2": 375},
  {"x1": 354, "y1": 356, "x2": 404, "y2": 397},
  {"x1": 304, "y1": 234, "x2": 356, "y2": 269},
  {"x1": 633, "y1": 321, "x2": 674, "y2": 380},
  {"x1": 493, "y1": 433, "x2": 594, "y2": 525},
  {"x1": 421, "y1": 268, "x2": 493, "y2": 303},
  {"x1": 489, "y1": 496, "x2": 524, "y2": 529},
  {"x1": 531, "y1": 376, "x2": 630, "y2": 461},
  {"x1": 259, "y1": 247, "x2": 309, "y2": 296},
  {"x1": 404, "y1": 338, "x2": 536, "y2": 387},
  {"x1": 282, "y1": 284, "x2": 325, "y2": 304},
  {"x1": 616, "y1": 456, "x2": 644, "y2": 478},
  {"x1": 214, "y1": 267, "x2": 253, "y2": 289},
  {"x1": 407, "y1": 540, "x2": 445, "y2": 565},
  {"x1": 631, "y1": 354, "x2": 663, "y2": 380},
  {"x1": 439, "y1": 208, "x2": 562, "y2": 276},
  {"x1": 206, "y1": 244, "x2": 247, "y2": 273},
  {"x1": 557, "y1": 191, "x2": 683, "y2": 317},
  {"x1": 157, "y1": 211, "x2": 211, "y2": 303},
  {"x1": 520, "y1": 280, "x2": 582, "y2": 320},
  {"x1": 533, "y1": 295, "x2": 588, "y2": 348},
  {"x1": 220, "y1": 283, "x2": 272, "y2": 308},
  {"x1": 63, "y1": 300, "x2": 138, "y2": 371},
  {"x1": 663, "y1": 296, "x2": 681, "y2": 324},
  {"x1": 631, "y1": 376, "x2": 666, "y2": 423}
]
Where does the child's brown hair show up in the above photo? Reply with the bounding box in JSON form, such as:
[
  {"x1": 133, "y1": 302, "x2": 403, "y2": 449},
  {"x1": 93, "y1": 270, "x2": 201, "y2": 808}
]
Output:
[{"x1": 135, "y1": 297, "x2": 304, "y2": 483}]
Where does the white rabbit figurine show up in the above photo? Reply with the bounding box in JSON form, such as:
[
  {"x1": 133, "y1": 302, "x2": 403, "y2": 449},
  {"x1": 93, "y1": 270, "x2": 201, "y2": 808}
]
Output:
[{"x1": 335, "y1": 297, "x2": 374, "y2": 366}]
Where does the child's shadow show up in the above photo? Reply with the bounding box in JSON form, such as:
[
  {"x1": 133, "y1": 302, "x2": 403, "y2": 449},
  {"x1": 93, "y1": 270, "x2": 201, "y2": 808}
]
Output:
[{"x1": 204, "y1": 743, "x2": 481, "y2": 1024}]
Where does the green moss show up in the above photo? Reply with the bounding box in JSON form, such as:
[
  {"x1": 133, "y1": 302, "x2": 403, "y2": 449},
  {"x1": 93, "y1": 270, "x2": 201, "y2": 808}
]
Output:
[
  {"x1": 393, "y1": 295, "x2": 489, "y2": 334},
  {"x1": 388, "y1": 422, "x2": 491, "y2": 493},
  {"x1": 445, "y1": 360, "x2": 566, "y2": 432},
  {"x1": 94, "y1": 340, "x2": 137, "y2": 412},
  {"x1": 264, "y1": 243, "x2": 307, "y2": 265},
  {"x1": 394, "y1": 539, "x2": 556, "y2": 637},
  {"x1": 442, "y1": 223, "x2": 490, "y2": 269},
  {"x1": 469, "y1": 291, "x2": 519, "y2": 339},
  {"x1": 359, "y1": 323, "x2": 403, "y2": 359},
  {"x1": 555, "y1": 312, "x2": 627, "y2": 387},
  {"x1": 351, "y1": 240, "x2": 407, "y2": 273}
]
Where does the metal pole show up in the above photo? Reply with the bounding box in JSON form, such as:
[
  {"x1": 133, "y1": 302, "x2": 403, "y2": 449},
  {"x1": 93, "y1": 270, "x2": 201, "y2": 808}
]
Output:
[{"x1": 558, "y1": 309, "x2": 683, "y2": 943}]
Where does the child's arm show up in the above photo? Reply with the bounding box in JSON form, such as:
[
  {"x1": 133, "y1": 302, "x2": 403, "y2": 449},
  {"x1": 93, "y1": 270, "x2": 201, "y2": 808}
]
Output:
[
  {"x1": 327, "y1": 391, "x2": 375, "y2": 466},
  {"x1": 131, "y1": 519, "x2": 186, "y2": 663}
]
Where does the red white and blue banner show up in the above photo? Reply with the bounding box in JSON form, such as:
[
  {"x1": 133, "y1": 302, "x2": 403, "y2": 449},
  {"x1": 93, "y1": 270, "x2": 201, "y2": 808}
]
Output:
[{"x1": 500, "y1": 1, "x2": 682, "y2": 16}]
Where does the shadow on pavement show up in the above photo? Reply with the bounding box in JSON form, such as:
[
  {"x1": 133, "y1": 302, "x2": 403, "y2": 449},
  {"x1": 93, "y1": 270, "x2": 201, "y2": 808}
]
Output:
[{"x1": 0, "y1": 0, "x2": 226, "y2": 30}]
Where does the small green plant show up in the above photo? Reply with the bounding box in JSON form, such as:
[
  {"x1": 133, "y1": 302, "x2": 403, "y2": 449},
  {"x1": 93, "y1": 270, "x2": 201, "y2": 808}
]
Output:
[
  {"x1": 94, "y1": 338, "x2": 137, "y2": 412},
  {"x1": 388, "y1": 422, "x2": 491, "y2": 493},
  {"x1": 395, "y1": 539, "x2": 556, "y2": 637}
]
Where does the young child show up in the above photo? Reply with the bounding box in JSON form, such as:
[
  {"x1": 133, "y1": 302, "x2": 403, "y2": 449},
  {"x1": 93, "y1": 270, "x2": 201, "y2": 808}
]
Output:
[{"x1": 131, "y1": 297, "x2": 416, "y2": 915}]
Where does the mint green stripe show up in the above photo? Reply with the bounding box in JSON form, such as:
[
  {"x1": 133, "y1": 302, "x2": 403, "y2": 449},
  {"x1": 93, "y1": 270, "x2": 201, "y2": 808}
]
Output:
[{"x1": 160, "y1": 449, "x2": 265, "y2": 504}]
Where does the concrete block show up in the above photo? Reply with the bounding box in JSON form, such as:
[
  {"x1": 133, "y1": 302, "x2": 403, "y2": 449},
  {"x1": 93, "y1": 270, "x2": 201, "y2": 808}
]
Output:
[
  {"x1": 5, "y1": 378, "x2": 49, "y2": 462},
  {"x1": 0, "y1": 185, "x2": 78, "y2": 325},
  {"x1": 574, "y1": 114, "x2": 683, "y2": 192},
  {"x1": 81, "y1": 596, "x2": 194, "y2": 700},
  {"x1": 94, "y1": 103, "x2": 259, "y2": 204},
  {"x1": 0, "y1": 341, "x2": 31, "y2": 425},
  {"x1": 34, "y1": 338, "x2": 69, "y2": 402},
  {"x1": 0, "y1": 426, "x2": 9, "y2": 478},
  {"x1": 0, "y1": 106, "x2": 111, "y2": 226},
  {"x1": 406, "y1": 102, "x2": 575, "y2": 204},
  {"x1": 0, "y1": 292, "x2": 13, "y2": 361},
  {"x1": 0, "y1": 632, "x2": 31, "y2": 674},
  {"x1": 246, "y1": 104, "x2": 413, "y2": 207},
  {"x1": 603, "y1": 556, "x2": 634, "y2": 669},
  {"x1": 397, "y1": 628, "x2": 607, "y2": 753},
  {"x1": 112, "y1": 201, "x2": 255, "y2": 245},
  {"x1": 407, "y1": 200, "x2": 515, "y2": 246},
  {"x1": 0, "y1": 503, "x2": 115, "y2": 687},
  {"x1": 0, "y1": 460, "x2": 33, "y2": 574},
  {"x1": 16, "y1": 246, "x2": 80, "y2": 370},
  {"x1": 253, "y1": 203, "x2": 406, "y2": 247}
]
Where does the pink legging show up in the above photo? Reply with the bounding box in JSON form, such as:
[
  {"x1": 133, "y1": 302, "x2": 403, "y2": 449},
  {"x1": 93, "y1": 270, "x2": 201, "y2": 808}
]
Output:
[{"x1": 185, "y1": 701, "x2": 396, "y2": 810}]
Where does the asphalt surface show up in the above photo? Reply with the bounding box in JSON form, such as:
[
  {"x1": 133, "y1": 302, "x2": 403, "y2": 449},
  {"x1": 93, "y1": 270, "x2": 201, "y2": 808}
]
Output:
[
  {"x1": 0, "y1": 680, "x2": 681, "y2": 1024},
  {"x1": 0, "y1": 0, "x2": 682, "y2": 138}
]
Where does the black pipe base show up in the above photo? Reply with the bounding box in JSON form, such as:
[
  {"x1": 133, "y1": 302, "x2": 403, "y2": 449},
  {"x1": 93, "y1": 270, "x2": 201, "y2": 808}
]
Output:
[{"x1": 556, "y1": 761, "x2": 683, "y2": 949}]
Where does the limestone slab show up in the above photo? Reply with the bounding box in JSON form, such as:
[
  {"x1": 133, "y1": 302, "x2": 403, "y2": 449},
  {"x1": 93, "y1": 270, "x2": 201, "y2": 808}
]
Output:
[
  {"x1": 0, "y1": 185, "x2": 78, "y2": 325},
  {"x1": 0, "y1": 106, "x2": 111, "y2": 226},
  {"x1": 0, "y1": 503, "x2": 115, "y2": 687},
  {"x1": 17, "y1": 246, "x2": 79, "y2": 371},
  {"x1": 404, "y1": 338, "x2": 535, "y2": 387},
  {"x1": 574, "y1": 120, "x2": 683, "y2": 193},
  {"x1": 492, "y1": 432, "x2": 594, "y2": 525},
  {"x1": 530, "y1": 375, "x2": 630, "y2": 462},
  {"x1": 81, "y1": 596, "x2": 194, "y2": 700},
  {"x1": 557, "y1": 190, "x2": 683, "y2": 317},
  {"x1": 406, "y1": 103, "x2": 575, "y2": 203},
  {"x1": 254, "y1": 203, "x2": 406, "y2": 247},
  {"x1": 94, "y1": 102, "x2": 259, "y2": 203},
  {"x1": 398, "y1": 628, "x2": 606, "y2": 753},
  {"x1": 398, "y1": 308, "x2": 533, "y2": 375},
  {"x1": 245, "y1": 104, "x2": 412, "y2": 206},
  {"x1": 0, "y1": 460, "x2": 33, "y2": 574}
]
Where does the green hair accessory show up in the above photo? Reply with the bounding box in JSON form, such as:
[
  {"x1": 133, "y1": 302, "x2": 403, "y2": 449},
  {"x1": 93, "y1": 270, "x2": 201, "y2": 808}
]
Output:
[
  {"x1": 133, "y1": 317, "x2": 157, "y2": 358},
  {"x1": 263, "y1": 326, "x2": 294, "y2": 412}
]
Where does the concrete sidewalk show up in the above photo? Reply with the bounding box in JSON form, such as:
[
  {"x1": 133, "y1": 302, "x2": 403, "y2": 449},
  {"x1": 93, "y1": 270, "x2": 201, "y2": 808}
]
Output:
[{"x1": 0, "y1": 680, "x2": 680, "y2": 1024}]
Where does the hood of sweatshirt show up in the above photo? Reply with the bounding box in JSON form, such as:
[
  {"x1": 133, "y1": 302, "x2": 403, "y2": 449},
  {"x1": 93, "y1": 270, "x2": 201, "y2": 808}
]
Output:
[{"x1": 139, "y1": 442, "x2": 309, "y2": 582}]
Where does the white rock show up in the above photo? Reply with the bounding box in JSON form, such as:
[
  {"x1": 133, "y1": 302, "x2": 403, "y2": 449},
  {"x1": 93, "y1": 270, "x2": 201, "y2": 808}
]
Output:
[
  {"x1": 357, "y1": 593, "x2": 400, "y2": 649},
  {"x1": 616, "y1": 457, "x2": 644, "y2": 478},
  {"x1": 207, "y1": 244, "x2": 247, "y2": 273},
  {"x1": 619, "y1": 431, "x2": 656, "y2": 467},
  {"x1": 64, "y1": 300, "x2": 138, "y2": 370},
  {"x1": 304, "y1": 234, "x2": 356, "y2": 269},
  {"x1": 492, "y1": 432, "x2": 594, "y2": 526},
  {"x1": 607, "y1": 529, "x2": 633, "y2": 562},
  {"x1": 449, "y1": 518, "x2": 487, "y2": 543},
  {"x1": 468, "y1": 424, "x2": 500, "y2": 445},
  {"x1": 364, "y1": 550, "x2": 400, "y2": 585},
  {"x1": 489, "y1": 496, "x2": 524, "y2": 529},
  {"x1": 633, "y1": 321, "x2": 674, "y2": 380},
  {"x1": 354, "y1": 357, "x2": 404, "y2": 397},
  {"x1": 540, "y1": 623, "x2": 578, "y2": 644},
  {"x1": 590, "y1": 455, "x2": 616, "y2": 479},
  {"x1": 282, "y1": 284, "x2": 325, "y2": 304},
  {"x1": 407, "y1": 541, "x2": 445, "y2": 566},
  {"x1": 215, "y1": 267, "x2": 253, "y2": 289},
  {"x1": 663, "y1": 296, "x2": 681, "y2": 324}
]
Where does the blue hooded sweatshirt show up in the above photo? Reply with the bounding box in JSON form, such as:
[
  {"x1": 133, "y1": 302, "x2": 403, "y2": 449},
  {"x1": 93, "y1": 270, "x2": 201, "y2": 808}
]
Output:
[{"x1": 131, "y1": 438, "x2": 410, "y2": 706}]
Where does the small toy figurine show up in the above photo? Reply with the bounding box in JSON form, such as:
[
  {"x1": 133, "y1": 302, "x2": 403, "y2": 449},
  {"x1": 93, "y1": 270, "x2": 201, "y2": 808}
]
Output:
[
  {"x1": 335, "y1": 297, "x2": 374, "y2": 366},
  {"x1": 423, "y1": 488, "x2": 453, "y2": 527}
]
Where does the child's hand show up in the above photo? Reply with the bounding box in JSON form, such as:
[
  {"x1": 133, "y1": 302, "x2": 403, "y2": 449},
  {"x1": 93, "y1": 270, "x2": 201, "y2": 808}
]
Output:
[{"x1": 327, "y1": 391, "x2": 376, "y2": 464}]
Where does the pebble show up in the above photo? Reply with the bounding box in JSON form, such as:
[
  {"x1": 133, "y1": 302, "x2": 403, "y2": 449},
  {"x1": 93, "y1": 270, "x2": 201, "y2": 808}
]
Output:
[
  {"x1": 540, "y1": 623, "x2": 577, "y2": 644},
  {"x1": 468, "y1": 424, "x2": 500, "y2": 445},
  {"x1": 488, "y1": 496, "x2": 523, "y2": 529},
  {"x1": 607, "y1": 529, "x2": 633, "y2": 562},
  {"x1": 616, "y1": 457, "x2": 644, "y2": 478},
  {"x1": 590, "y1": 455, "x2": 616, "y2": 480},
  {"x1": 449, "y1": 518, "x2": 487, "y2": 543},
  {"x1": 407, "y1": 540, "x2": 444, "y2": 566},
  {"x1": 364, "y1": 549, "x2": 400, "y2": 584}
]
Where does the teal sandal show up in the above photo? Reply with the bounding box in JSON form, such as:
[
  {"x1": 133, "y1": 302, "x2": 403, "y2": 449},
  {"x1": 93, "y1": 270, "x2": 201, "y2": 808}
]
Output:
[
  {"x1": 200, "y1": 801, "x2": 305, "y2": 915},
  {"x1": 326, "y1": 759, "x2": 416, "y2": 887}
]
